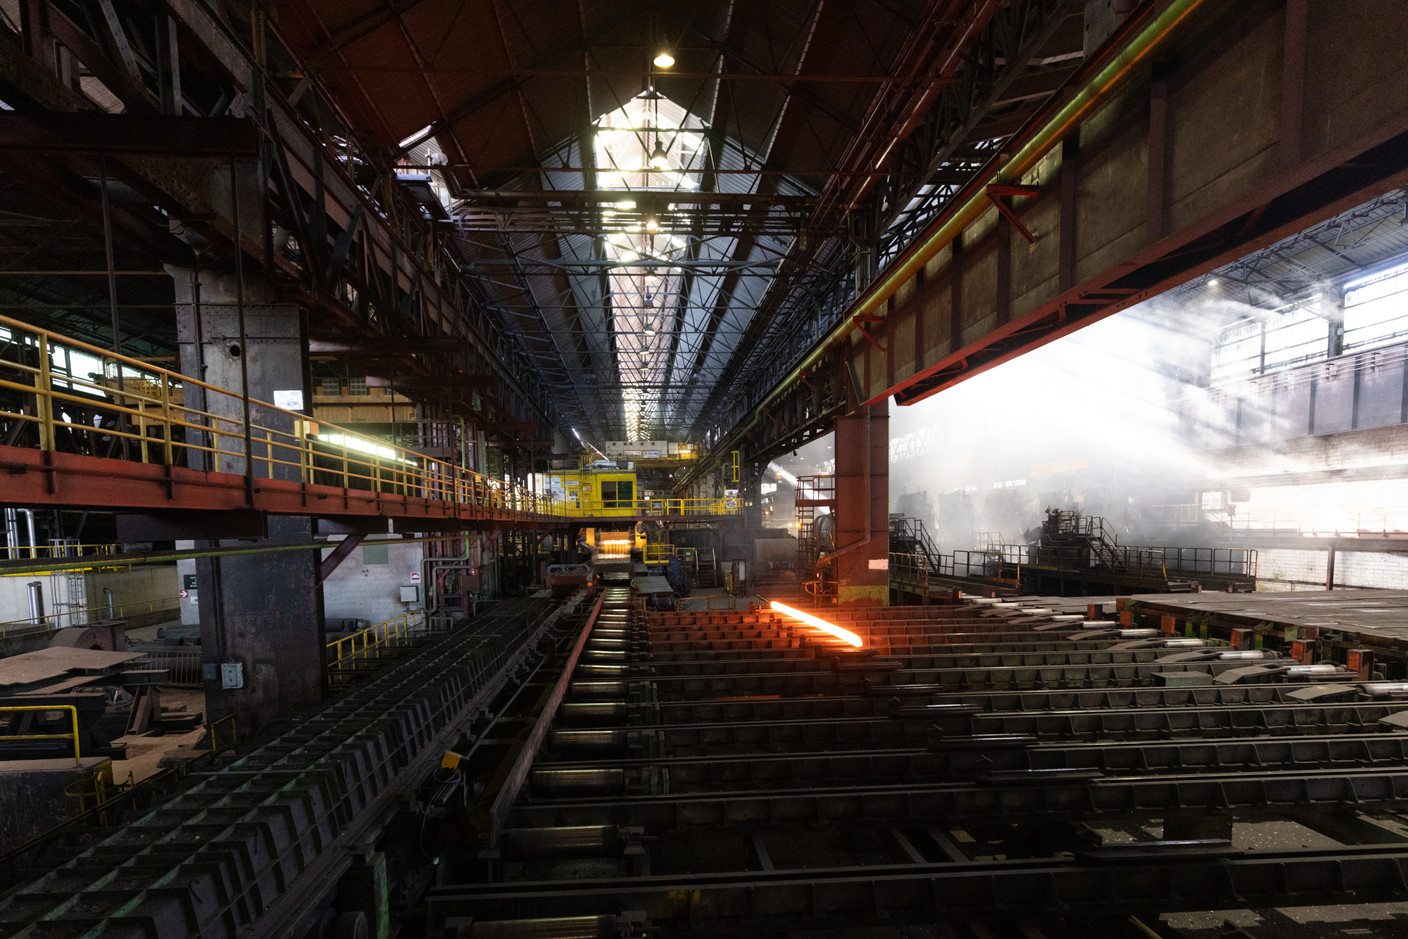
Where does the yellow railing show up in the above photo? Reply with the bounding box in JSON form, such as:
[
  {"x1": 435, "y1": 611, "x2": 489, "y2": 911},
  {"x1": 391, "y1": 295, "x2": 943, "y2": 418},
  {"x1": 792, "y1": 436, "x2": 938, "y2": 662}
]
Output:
[
  {"x1": 208, "y1": 714, "x2": 238, "y2": 756},
  {"x1": 0, "y1": 542, "x2": 119, "y2": 561},
  {"x1": 0, "y1": 704, "x2": 81, "y2": 766},
  {"x1": 643, "y1": 544, "x2": 676, "y2": 563},
  {"x1": 0, "y1": 314, "x2": 556, "y2": 517},
  {"x1": 2, "y1": 316, "x2": 751, "y2": 525},
  {"x1": 326, "y1": 610, "x2": 427, "y2": 678},
  {"x1": 0, "y1": 596, "x2": 181, "y2": 640},
  {"x1": 563, "y1": 497, "x2": 741, "y2": 518}
]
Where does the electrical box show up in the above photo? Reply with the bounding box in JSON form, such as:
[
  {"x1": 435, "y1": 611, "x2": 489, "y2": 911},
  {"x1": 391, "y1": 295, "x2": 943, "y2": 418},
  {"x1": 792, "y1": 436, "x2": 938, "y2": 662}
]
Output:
[
  {"x1": 400, "y1": 585, "x2": 420, "y2": 603},
  {"x1": 202, "y1": 662, "x2": 219, "y2": 681},
  {"x1": 220, "y1": 661, "x2": 244, "y2": 689}
]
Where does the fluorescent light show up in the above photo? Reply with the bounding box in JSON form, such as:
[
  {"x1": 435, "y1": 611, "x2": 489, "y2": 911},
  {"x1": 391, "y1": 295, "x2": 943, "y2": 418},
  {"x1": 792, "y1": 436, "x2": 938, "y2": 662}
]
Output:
[{"x1": 397, "y1": 124, "x2": 434, "y2": 150}]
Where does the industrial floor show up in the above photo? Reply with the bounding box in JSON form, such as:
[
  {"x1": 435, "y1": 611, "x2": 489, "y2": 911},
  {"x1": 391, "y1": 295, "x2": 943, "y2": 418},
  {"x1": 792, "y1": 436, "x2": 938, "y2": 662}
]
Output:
[
  {"x1": 12, "y1": 589, "x2": 1408, "y2": 936},
  {"x1": 426, "y1": 589, "x2": 1408, "y2": 937}
]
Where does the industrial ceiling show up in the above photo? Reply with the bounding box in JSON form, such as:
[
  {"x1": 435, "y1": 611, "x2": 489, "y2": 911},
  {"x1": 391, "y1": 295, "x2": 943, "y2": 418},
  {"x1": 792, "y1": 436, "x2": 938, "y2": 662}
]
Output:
[{"x1": 263, "y1": 0, "x2": 1087, "y2": 444}]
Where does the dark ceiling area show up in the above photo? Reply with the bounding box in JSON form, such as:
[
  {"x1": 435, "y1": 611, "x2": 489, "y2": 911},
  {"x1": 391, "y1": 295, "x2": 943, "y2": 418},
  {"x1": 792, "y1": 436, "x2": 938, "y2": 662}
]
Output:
[{"x1": 261, "y1": 0, "x2": 1087, "y2": 442}]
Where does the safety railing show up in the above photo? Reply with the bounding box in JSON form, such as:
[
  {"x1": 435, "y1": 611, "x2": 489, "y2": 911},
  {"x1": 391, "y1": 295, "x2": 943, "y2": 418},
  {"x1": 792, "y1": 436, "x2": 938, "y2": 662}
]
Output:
[
  {"x1": 562, "y1": 497, "x2": 741, "y2": 518},
  {"x1": 207, "y1": 714, "x2": 238, "y2": 757},
  {"x1": 64, "y1": 762, "x2": 117, "y2": 825},
  {"x1": 0, "y1": 314, "x2": 557, "y2": 519},
  {"x1": 141, "y1": 650, "x2": 203, "y2": 687},
  {"x1": 940, "y1": 542, "x2": 1259, "y2": 584},
  {"x1": 888, "y1": 551, "x2": 931, "y2": 592},
  {"x1": 1022, "y1": 543, "x2": 1257, "y2": 580},
  {"x1": 642, "y1": 544, "x2": 676, "y2": 563},
  {"x1": 0, "y1": 705, "x2": 81, "y2": 766},
  {"x1": 941, "y1": 548, "x2": 1023, "y2": 585},
  {"x1": 0, "y1": 542, "x2": 119, "y2": 561},
  {"x1": 326, "y1": 610, "x2": 428, "y2": 681},
  {"x1": 0, "y1": 596, "x2": 181, "y2": 640},
  {"x1": 1222, "y1": 509, "x2": 1404, "y2": 537}
]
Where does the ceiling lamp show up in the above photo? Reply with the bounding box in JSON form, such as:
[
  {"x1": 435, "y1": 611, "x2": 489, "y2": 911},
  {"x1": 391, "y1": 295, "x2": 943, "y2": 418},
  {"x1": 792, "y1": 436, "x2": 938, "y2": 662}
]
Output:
[
  {"x1": 645, "y1": 216, "x2": 660, "y2": 232},
  {"x1": 649, "y1": 139, "x2": 669, "y2": 170},
  {"x1": 653, "y1": 50, "x2": 675, "y2": 69}
]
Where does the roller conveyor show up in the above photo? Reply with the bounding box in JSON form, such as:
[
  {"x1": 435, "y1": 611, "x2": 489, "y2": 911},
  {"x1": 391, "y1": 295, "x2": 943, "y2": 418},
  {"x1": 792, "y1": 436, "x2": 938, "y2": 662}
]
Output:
[
  {"x1": 419, "y1": 593, "x2": 1408, "y2": 937},
  {"x1": 0, "y1": 598, "x2": 579, "y2": 939},
  {"x1": 26, "y1": 589, "x2": 1402, "y2": 938}
]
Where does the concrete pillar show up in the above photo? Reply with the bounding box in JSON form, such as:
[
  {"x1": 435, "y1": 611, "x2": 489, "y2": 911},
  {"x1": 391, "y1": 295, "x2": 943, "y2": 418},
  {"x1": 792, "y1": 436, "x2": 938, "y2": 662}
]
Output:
[
  {"x1": 195, "y1": 515, "x2": 324, "y2": 734},
  {"x1": 833, "y1": 403, "x2": 889, "y2": 606},
  {"x1": 171, "y1": 267, "x2": 323, "y2": 733},
  {"x1": 170, "y1": 267, "x2": 311, "y2": 476}
]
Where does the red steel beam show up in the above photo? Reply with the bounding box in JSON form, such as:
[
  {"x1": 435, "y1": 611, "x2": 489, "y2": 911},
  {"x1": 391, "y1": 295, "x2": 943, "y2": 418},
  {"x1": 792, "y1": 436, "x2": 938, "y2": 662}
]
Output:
[{"x1": 0, "y1": 446, "x2": 552, "y2": 529}]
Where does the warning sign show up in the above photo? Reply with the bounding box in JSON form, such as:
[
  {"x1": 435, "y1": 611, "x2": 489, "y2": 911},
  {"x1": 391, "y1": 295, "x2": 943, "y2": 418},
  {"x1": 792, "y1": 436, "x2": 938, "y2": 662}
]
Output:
[{"x1": 410, "y1": 572, "x2": 421, "y2": 582}]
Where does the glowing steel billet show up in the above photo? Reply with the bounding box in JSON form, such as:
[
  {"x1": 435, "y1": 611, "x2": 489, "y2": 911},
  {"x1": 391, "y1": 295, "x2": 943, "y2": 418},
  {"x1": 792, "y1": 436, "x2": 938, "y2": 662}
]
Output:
[{"x1": 769, "y1": 601, "x2": 863, "y2": 648}]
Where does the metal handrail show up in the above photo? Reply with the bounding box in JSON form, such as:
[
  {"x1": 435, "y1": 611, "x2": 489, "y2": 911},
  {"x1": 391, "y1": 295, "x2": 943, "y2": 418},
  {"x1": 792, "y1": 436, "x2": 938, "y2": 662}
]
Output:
[
  {"x1": 0, "y1": 542, "x2": 119, "y2": 561},
  {"x1": 0, "y1": 596, "x2": 181, "y2": 640},
  {"x1": 2, "y1": 316, "x2": 747, "y2": 524},
  {"x1": 942, "y1": 543, "x2": 1258, "y2": 582},
  {"x1": 0, "y1": 705, "x2": 81, "y2": 766},
  {"x1": 0, "y1": 314, "x2": 558, "y2": 519},
  {"x1": 326, "y1": 610, "x2": 428, "y2": 678},
  {"x1": 208, "y1": 714, "x2": 238, "y2": 756},
  {"x1": 562, "y1": 496, "x2": 741, "y2": 517}
]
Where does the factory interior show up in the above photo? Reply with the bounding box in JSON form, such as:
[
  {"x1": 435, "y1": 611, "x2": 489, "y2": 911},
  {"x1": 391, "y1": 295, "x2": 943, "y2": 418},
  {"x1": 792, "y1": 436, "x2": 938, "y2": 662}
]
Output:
[{"x1": 6, "y1": 0, "x2": 1408, "y2": 936}]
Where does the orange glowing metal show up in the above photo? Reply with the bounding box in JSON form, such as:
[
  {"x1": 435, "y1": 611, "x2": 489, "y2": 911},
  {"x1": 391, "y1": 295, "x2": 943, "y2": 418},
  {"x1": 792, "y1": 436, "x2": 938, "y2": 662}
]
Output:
[{"x1": 769, "y1": 601, "x2": 864, "y2": 648}]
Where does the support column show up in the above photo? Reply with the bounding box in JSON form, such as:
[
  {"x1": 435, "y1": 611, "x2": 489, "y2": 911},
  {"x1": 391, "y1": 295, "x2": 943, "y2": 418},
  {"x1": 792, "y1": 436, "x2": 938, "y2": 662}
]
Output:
[
  {"x1": 833, "y1": 402, "x2": 889, "y2": 606},
  {"x1": 195, "y1": 516, "x2": 323, "y2": 734},
  {"x1": 171, "y1": 267, "x2": 323, "y2": 733},
  {"x1": 741, "y1": 454, "x2": 763, "y2": 530},
  {"x1": 171, "y1": 268, "x2": 312, "y2": 478}
]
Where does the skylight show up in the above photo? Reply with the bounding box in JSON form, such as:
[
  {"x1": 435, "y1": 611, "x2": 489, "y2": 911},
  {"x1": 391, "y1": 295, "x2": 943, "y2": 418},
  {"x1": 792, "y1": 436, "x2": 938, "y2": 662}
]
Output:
[{"x1": 593, "y1": 91, "x2": 710, "y2": 441}]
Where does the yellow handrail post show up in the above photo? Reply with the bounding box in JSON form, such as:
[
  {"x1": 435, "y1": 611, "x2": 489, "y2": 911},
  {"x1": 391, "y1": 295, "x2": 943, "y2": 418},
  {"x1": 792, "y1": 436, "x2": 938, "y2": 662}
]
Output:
[
  {"x1": 159, "y1": 374, "x2": 174, "y2": 466},
  {"x1": 137, "y1": 390, "x2": 150, "y2": 464},
  {"x1": 0, "y1": 705, "x2": 82, "y2": 766},
  {"x1": 35, "y1": 334, "x2": 55, "y2": 452}
]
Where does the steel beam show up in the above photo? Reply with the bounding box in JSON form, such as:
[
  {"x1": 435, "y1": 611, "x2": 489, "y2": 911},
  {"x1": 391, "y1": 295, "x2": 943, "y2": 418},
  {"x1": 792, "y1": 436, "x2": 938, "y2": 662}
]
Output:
[{"x1": 0, "y1": 113, "x2": 258, "y2": 156}]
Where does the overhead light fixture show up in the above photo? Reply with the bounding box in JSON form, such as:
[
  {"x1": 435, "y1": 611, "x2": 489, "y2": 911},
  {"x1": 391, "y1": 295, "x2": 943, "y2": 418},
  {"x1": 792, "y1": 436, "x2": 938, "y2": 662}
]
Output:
[
  {"x1": 643, "y1": 293, "x2": 655, "y2": 307},
  {"x1": 645, "y1": 216, "x2": 660, "y2": 232},
  {"x1": 649, "y1": 139, "x2": 669, "y2": 170},
  {"x1": 653, "y1": 50, "x2": 675, "y2": 69}
]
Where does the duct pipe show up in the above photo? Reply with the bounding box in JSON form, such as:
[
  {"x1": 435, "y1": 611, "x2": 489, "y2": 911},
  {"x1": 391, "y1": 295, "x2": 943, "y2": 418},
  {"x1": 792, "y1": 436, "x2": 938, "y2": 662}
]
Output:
[
  {"x1": 103, "y1": 587, "x2": 116, "y2": 620},
  {"x1": 421, "y1": 533, "x2": 474, "y2": 617},
  {"x1": 3, "y1": 509, "x2": 17, "y2": 560},
  {"x1": 26, "y1": 581, "x2": 45, "y2": 626},
  {"x1": 19, "y1": 509, "x2": 36, "y2": 559}
]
